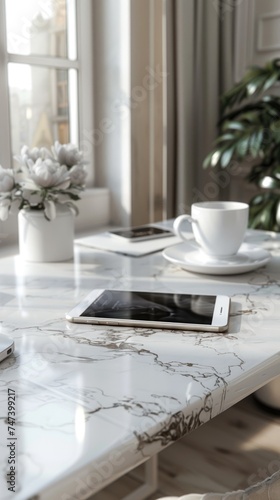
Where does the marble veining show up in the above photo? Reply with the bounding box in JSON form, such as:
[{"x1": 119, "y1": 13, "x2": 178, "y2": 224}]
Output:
[{"x1": 0, "y1": 228, "x2": 280, "y2": 499}]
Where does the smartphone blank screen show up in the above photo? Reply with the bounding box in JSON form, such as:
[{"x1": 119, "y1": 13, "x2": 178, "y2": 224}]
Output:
[
  {"x1": 110, "y1": 226, "x2": 172, "y2": 239},
  {"x1": 80, "y1": 290, "x2": 216, "y2": 325}
]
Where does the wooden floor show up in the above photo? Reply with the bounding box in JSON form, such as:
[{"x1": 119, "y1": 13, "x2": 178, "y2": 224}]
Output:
[{"x1": 93, "y1": 395, "x2": 280, "y2": 499}]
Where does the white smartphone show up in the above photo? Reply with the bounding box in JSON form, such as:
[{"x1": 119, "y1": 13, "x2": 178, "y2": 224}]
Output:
[
  {"x1": 0, "y1": 334, "x2": 14, "y2": 362},
  {"x1": 108, "y1": 225, "x2": 174, "y2": 242},
  {"x1": 66, "y1": 289, "x2": 231, "y2": 332}
]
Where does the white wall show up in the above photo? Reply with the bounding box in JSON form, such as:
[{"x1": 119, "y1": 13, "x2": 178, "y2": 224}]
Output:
[{"x1": 93, "y1": 0, "x2": 131, "y2": 227}]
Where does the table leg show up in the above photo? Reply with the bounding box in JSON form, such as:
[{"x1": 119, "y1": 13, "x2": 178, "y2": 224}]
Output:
[{"x1": 123, "y1": 455, "x2": 158, "y2": 500}]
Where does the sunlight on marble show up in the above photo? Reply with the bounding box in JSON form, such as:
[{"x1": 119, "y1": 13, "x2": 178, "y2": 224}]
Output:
[{"x1": 75, "y1": 405, "x2": 86, "y2": 444}]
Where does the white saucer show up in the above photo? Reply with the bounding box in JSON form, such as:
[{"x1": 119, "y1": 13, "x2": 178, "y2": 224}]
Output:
[{"x1": 162, "y1": 241, "x2": 271, "y2": 275}]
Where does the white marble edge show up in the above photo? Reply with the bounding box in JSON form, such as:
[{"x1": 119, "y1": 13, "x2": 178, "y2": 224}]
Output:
[{"x1": 0, "y1": 226, "x2": 280, "y2": 499}]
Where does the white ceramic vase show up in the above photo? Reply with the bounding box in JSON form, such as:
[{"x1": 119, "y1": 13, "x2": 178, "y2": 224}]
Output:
[{"x1": 18, "y1": 204, "x2": 74, "y2": 262}]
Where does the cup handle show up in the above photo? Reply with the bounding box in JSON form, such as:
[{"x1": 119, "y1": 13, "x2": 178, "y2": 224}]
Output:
[{"x1": 173, "y1": 214, "x2": 196, "y2": 241}]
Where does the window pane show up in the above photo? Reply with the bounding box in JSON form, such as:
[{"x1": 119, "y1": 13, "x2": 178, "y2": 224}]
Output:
[
  {"x1": 8, "y1": 63, "x2": 78, "y2": 159},
  {"x1": 5, "y1": 0, "x2": 77, "y2": 59}
]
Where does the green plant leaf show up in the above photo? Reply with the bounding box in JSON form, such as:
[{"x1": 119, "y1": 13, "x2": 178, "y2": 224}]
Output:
[
  {"x1": 247, "y1": 163, "x2": 270, "y2": 184},
  {"x1": 66, "y1": 192, "x2": 80, "y2": 200},
  {"x1": 225, "y1": 121, "x2": 245, "y2": 131},
  {"x1": 249, "y1": 197, "x2": 274, "y2": 230},
  {"x1": 203, "y1": 57, "x2": 280, "y2": 232},
  {"x1": 258, "y1": 175, "x2": 280, "y2": 189},
  {"x1": 249, "y1": 192, "x2": 280, "y2": 231},
  {"x1": 270, "y1": 120, "x2": 280, "y2": 141},
  {"x1": 202, "y1": 151, "x2": 213, "y2": 168},
  {"x1": 236, "y1": 136, "x2": 250, "y2": 156},
  {"x1": 246, "y1": 76, "x2": 265, "y2": 96},
  {"x1": 220, "y1": 147, "x2": 235, "y2": 167},
  {"x1": 263, "y1": 72, "x2": 280, "y2": 91},
  {"x1": 249, "y1": 130, "x2": 263, "y2": 158},
  {"x1": 210, "y1": 150, "x2": 223, "y2": 167},
  {"x1": 215, "y1": 133, "x2": 235, "y2": 144},
  {"x1": 221, "y1": 58, "x2": 280, "y2": 111},
  {"x1": 240, "y1": 111, "x2": 260, "y2": 122}
]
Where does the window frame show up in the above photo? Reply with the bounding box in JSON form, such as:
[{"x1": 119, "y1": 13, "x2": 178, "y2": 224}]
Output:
[{"x1": 0, "y1": 0, "x2": 94, "y2": 185}]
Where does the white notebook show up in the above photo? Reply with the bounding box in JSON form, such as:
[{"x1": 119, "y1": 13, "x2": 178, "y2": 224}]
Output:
[{"x1": 75, "y1": 231, "x2": 182, "y2": 257}]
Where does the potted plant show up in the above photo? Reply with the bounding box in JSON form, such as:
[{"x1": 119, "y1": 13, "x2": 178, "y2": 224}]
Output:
[
  {"x1": 203, "y1": 58, "x2": 280, "y2": 232},
  {"x1": 0, "y1": 141, "x2": 87, "y2": 261}
]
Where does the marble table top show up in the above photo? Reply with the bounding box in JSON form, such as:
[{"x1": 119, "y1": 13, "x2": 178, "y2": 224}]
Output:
[{"x1": 0, "y1": 227, "x2": 280, "y2": 499}]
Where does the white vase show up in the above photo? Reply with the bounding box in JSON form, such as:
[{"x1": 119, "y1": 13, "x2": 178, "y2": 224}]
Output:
[{"x1": 18, "y1": 204, "x2": 74, "y2": 262}]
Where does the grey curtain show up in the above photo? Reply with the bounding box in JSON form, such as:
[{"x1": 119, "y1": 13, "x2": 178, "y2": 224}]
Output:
[{"x1": 165, "y1": 0, "x2": 236, "y2": 217}]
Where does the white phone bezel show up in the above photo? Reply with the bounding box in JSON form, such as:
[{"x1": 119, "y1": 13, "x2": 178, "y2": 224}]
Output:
[
  {"x1": 0, "y1": 334, "x2": 14, "y2": 363},
  {"x1": 66, "y1": 290, "x2": 230, "y2": 332},
  {"x1": 211, "y1": 295, "x2": 231, "y2": 330}
]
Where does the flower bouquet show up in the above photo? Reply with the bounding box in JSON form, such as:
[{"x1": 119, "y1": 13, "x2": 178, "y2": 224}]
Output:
[{"x1": 0, "y1": 141, "x2": 87, "y2": 222}]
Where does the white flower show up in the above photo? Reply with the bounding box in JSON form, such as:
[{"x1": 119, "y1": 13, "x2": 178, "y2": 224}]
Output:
[
  {"x1": 2, "y1": 142, "x2": 87, "y2": 221},
  {"x1": 52, "y1": 140, "x2": 84, "y2": 167},
  {"x1": 0, "y1": 165, "x2": 15, "y2": 192},
  {"x1": 19, "y1": 145, "x2": 50, "y2": 163},
  {"x1": 27, "y1": 158, "x2": 71, "y2": 189},
  {"x1": 69, "y1": 164, "x2": 87, "y2": 186}
]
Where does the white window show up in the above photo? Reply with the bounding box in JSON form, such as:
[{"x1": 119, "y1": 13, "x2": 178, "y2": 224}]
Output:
[
  {"x1": 0, "y1": 0, "x2": 93, "y2": 179},
  {"x1": 0, "y1": 0, "x2": 167, "y2": 246}
]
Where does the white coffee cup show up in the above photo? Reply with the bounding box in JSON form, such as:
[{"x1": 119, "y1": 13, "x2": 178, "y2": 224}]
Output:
[{"x1": 173, "y1": 201, "x2": 249, "y2": 259}]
